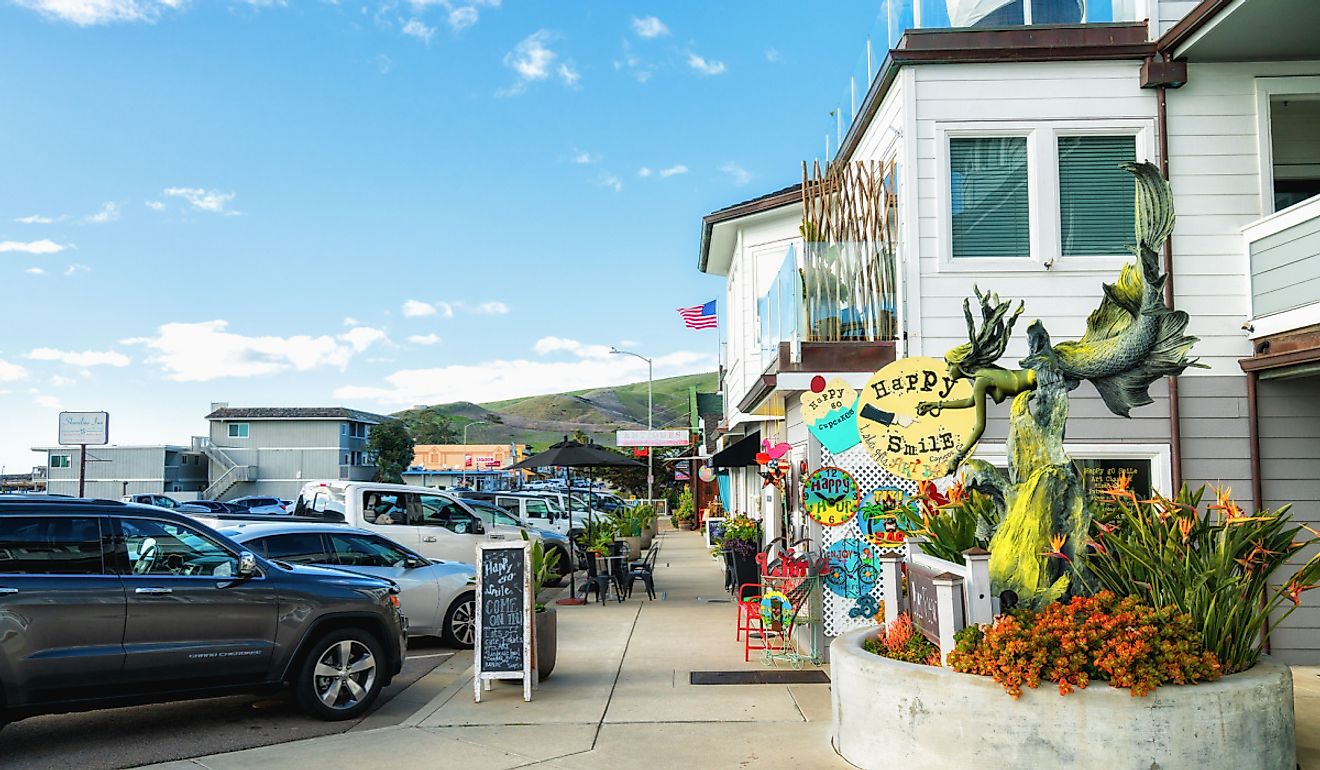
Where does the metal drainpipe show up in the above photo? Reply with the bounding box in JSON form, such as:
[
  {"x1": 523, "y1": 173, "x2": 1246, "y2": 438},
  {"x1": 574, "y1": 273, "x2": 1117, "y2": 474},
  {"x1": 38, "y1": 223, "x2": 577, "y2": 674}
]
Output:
[
  {"x1": 1156, "y1": 72, "x2": 1185, "y2": 493},
  {"x1": 1247, "y1": 369, "x2": 1271, "y2": 653}
]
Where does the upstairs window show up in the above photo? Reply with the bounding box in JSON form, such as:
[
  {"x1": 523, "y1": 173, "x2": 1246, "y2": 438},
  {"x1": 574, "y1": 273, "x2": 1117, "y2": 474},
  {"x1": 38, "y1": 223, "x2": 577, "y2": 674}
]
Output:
[
  {"x1": 227, "y1": 423, "x2": 249, "y2": 439},
  {"x1": 1058, "y1": 135, "x2": 1138, "y2": 256},
  {"x1": 950, "y1": 136, "x2": 1031, "y2": 259}
]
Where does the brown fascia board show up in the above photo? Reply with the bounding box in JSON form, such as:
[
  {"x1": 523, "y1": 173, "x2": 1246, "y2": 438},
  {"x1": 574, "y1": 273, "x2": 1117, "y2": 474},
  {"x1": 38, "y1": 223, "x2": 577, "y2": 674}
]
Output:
[
  {"x1": 836, "y1": 23, "x2": 1154, "y2": 164},
  {"x1": 1155, "y1": 0, "x2": 1238, "y2": 56},
  {"x1": 697, "y1": 185, "x2": 802, "y2": 273}
]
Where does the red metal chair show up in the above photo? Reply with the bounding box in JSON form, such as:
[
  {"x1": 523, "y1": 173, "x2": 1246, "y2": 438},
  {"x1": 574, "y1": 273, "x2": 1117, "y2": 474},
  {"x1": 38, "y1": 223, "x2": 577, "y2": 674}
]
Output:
[{"x1": 736, "y1": 582, "x2": 771, "y2": 662}]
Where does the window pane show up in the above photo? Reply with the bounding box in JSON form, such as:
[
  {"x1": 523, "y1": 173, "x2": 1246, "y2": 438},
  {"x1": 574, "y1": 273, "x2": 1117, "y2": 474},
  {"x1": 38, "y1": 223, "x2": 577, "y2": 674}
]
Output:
[
  {"x1": 120, "y1": 518, "x2": 238, "y2": 577},
  {"x1": 330, "y1": 534, "x2": 409, "y2": 568},
  {"x1": 362, "y1": 491, "x2": 408, "y2": 525},
  {"x1": 260, "y1": 533, "x2": 331, "y2": 564},
  {"x1": 1059, "y1": 135, "x2": 1138, "y2": 256},
  {"x1": 0, "y1": 517, "x2": 104, "y2": 574},
  {"x1": 950, "y1": 137, "x2": 1031, "y2": 258}
]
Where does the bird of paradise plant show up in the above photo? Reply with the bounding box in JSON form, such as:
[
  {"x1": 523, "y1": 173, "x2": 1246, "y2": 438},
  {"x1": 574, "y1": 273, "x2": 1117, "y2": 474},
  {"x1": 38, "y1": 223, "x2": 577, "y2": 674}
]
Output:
[{"x1": 1088, "y1": 482, "x2": 1320, "y2": 674}]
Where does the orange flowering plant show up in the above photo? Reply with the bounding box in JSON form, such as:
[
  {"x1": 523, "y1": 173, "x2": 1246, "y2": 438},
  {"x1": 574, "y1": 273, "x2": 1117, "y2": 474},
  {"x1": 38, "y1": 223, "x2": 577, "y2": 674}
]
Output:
[
  {"x1": 1087, "y1": 481, "x2": 1320, "y2": 674},
  {"x1": 947, "y1": 592, "x2": 1220, "y2": 698},
  {"x1": 913, "y1": 476, "x2": 999, "y2": 565},
  {"x1": 863, "y1": 613, "x2": 941, "y2": 667}
]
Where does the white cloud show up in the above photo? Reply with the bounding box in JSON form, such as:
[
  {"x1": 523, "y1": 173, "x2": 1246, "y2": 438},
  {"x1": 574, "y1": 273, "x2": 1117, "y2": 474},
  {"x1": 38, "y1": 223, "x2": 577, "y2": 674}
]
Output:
[
  {"x1": 631, "y1": 15, "x2": 668, "y2": 38},
  {"x1": 163, "y1": 187, "x2": 240, "y2": 216},
  {"x1": 145, "y1": 200, "x2": 166, "y2": 211},
  {"x1": 122, "y1": 320, "x2": 388, "y2": 382},
  {"x1": 765, "y1": 48, "x2": 782, "y2": 63},
  {"x1": 614, "y1": 40, "x2": 654, "y2": 84},
  {"x1": 25, "y1": 267, "x2": 46, "y2": 276},
  {"x1": 720, "y1": 162, "x2": 752, "y2": 185},
  {"x1": 343, "y1": 316, "x2": 362, "y2": 327},
  {"x1": 12, "y1": 0, "x2": 185, "y2": 26},
  {"x1": 85, "y1": 201, "x2": 119, "y2": 223},
  {"x1": 659, "y1": 164, "x2": 688, "y2": 177},
  {"x1": 598, "y1": 174, "x2": 622, "y2": 193},
  {"x1": 0, "y1": 359, "x2": 28, "y2": 382},
  {"x1": 34, "y1": 394, "x2": 62, "y2": 410},
  {"x1": 501, "y1": 30, "x2": 578, "y2": 95},
  {"x1": 402, "y1": 299, "x2": 445, "y2": 318},
  {"x1": 448, "y1": 6, "x2": 477, "y2": 30},
  {"x1": 533, "y1": 336, "x2": 612, "y2": 359},
  {"x1": 0, "y1": 239, "x2": 66, "y2": 255},
  {"x1": 63, "y1": 263, "x2": 91, "y2": 277},
  {"x1": 475, "y1": 301, "x2": 509, "y2": 315},
  {"x1": 570, "y1": 148, "x2": 597, "y2": 165},
  {"x1": 686, "y1": 52, "x2": 726, "y2": 76},
  {"x1": 15, "y1": 214, "x2": 59, "y2": 224},
  {"x1": 408, "y1": 333, "x2": 442, "y2": 345},
  {"x1": 28, "y1": 347, "x2": 131, "y2": 367},
  {"x1": 376, "y1": 54, "x2": 394, "y2": 75},
  {"x1": 638, "y1": 167, "x2": 652, "y2": 178},
  {"x1": 402, "y1": 18, "x2": 434, "y2": 43},
  {"x1": 336, "y1": 349, "x2": 714, "y2": 407},
  {"x1": 50, "y1": 375, "x2": 76, "y2": 387}
]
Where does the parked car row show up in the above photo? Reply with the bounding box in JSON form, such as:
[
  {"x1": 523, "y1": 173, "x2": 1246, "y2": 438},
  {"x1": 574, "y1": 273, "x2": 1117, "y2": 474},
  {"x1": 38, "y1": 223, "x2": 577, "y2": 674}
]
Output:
[{"x1": 0, "y1": 496, "x2": 408, "y2": 731}]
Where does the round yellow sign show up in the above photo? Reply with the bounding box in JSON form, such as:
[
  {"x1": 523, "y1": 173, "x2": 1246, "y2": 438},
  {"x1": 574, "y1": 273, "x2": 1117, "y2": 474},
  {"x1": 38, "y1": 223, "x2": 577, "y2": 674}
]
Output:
[{"x1": 856, "y1": 357, "x2": 976, "y2": 481}]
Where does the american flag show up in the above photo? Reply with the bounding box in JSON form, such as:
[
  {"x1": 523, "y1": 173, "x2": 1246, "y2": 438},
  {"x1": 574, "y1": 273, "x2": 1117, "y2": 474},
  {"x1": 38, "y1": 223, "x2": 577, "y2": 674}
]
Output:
[{"x1": 677, "y1": 300, "x2": 717, "y2": 330}]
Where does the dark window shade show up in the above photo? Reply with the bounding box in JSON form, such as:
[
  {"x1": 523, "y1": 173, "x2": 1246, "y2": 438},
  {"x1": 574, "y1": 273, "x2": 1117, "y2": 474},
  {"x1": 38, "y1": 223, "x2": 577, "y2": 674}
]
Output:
[
  {"x1": 950, "y1": 137, "x2": 1031, "y2": 259},
  {"x1": 1059, "y1": 135, "x2": 1138, "y2": 256}
]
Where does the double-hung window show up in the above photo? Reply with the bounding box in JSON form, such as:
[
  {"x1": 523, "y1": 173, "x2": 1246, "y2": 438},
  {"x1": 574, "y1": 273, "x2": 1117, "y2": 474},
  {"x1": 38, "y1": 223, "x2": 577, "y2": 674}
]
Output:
[{"x1": 940, "y1": 121, "x2": 1151, "y2": 272}]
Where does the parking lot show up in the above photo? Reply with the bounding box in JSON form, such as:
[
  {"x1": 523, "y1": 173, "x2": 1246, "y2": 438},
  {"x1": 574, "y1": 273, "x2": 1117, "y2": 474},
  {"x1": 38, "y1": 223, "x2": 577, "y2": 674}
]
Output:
[{"x1": 0, "y1": 640, "x2": 459, "y2": 770}]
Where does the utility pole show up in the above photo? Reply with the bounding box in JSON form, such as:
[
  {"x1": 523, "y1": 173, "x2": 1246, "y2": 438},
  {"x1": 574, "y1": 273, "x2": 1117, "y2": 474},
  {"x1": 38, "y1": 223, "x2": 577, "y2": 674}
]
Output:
[{"x1": 610, "y1": 348, "x2": 654, "y2": 504}]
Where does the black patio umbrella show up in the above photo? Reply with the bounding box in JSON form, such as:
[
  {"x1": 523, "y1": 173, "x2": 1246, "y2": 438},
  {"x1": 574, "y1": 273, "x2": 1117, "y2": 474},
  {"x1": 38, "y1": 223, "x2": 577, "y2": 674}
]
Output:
[{"x1": 509, "y1": 438, "x2": 644, "y2": 604}]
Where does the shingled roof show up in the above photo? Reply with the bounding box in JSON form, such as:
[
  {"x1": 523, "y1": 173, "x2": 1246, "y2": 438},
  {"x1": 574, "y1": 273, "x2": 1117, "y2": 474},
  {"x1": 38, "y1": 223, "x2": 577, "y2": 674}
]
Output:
[{"x1": 204, "y1": 407, "x2": 392, "y2": 423}]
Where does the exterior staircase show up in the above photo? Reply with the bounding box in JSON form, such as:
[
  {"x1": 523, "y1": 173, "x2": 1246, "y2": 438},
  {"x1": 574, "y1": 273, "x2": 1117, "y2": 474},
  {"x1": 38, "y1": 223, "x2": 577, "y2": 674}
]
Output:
[{"x1": 195, "y1": 437, "x2": 257, "y2": 500}]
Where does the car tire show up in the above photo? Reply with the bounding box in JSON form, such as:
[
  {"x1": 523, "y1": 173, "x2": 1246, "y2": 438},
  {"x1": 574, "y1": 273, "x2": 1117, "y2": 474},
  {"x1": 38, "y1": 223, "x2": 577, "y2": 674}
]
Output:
[
  {"x1": 441, "y1": 592, "x2": 476, "y2": 649},
  {"x1": 543, "y1": 546, "x2": 569, "y2": 587},
  {"x1": 294, "y1": 629, "x2": 386, "y2": 721}
]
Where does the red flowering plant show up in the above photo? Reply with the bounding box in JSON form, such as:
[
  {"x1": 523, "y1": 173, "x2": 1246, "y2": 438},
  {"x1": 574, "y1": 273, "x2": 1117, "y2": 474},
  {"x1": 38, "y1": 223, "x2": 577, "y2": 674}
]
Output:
[
  {"x1": 948, "y1": 592, "x2": 1220, "y2": 698},
  {"x1": 863, "y1": 613, "x2": 941, "y2": 667},
  {"x1": 1088, "y1": 481, "x2": 1320, "y2": 674}
]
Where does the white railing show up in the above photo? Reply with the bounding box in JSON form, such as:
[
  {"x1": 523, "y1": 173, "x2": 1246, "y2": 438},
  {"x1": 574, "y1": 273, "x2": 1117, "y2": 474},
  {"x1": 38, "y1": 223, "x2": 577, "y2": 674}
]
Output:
[{"x1": 878, "y1": 539, "x2": 993, "y2": 663}]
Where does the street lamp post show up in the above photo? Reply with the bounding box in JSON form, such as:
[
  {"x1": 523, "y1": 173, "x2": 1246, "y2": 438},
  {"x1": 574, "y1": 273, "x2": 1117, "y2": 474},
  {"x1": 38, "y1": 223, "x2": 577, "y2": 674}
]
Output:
[
  {"x1": 610, "y1": 347, "x2": 653, "y2": 506},
  {"x1": 462, "y1": 420, "x2": 489, "y2": 489}
]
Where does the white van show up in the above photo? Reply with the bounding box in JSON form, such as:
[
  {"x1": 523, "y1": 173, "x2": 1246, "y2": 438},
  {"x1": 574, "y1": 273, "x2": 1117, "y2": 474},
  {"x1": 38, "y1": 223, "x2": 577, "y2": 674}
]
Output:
[{"x1": 294, "y1": 481, "x2": 508, "y2": 565}]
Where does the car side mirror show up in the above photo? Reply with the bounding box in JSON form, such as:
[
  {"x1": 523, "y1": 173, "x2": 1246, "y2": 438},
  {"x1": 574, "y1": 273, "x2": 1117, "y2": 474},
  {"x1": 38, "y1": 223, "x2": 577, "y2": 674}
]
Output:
[{"x1": 238, "y1": 551, "x2": 257, "y2": 577}]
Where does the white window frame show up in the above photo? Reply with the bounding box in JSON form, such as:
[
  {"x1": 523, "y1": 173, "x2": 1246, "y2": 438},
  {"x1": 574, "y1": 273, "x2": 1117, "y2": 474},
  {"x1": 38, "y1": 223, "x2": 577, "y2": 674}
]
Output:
[
  {"x1": 972, "y1": 442, "x2": 1172, "y2": 497},
  {"x1": 227, "y1": 422, "x2": 249, "y2": 439},
  {"x1": 936, "y1": 119, "x2": 1155, "y2": 274},
  {"x1": 51, "y1": 454, "x2": 71, "y2": 469},
  {"x1": 1254, "y1": 76, "x2": 1320, "y2": 216}
]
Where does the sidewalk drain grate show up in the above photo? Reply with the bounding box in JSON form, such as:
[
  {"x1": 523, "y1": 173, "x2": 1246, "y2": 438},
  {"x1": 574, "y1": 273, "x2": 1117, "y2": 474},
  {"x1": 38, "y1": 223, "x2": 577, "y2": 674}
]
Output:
[{"x1": 690, "y1": 670, "x2": 830, "y2": 685}]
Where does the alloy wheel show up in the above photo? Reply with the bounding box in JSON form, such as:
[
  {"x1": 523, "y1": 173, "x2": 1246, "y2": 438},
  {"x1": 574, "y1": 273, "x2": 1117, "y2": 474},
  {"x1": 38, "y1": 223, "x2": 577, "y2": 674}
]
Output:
[
  {"x1": 451, "y1": 597, "x2": 476, "y2": 647},
  {"x1": 312, "y1": 639, "x2": 377, "y2": 710}
]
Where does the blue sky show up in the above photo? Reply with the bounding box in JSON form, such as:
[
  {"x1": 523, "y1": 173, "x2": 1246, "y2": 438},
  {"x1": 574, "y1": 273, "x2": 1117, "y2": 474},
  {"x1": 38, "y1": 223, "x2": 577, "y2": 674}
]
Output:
[{"x1": 0, "y1": 0, "x2": 879, "y2": 470}]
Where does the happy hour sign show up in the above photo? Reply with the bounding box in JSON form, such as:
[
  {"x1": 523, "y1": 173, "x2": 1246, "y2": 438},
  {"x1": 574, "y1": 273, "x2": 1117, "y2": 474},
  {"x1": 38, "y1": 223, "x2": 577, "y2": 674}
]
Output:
[{"x1": 803, "y1": 466, "x2": 860, "y2": 526}]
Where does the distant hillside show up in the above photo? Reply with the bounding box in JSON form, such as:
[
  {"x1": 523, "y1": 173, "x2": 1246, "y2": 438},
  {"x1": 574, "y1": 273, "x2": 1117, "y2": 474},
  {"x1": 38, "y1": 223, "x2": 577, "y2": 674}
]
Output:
[{"x1": 394, "y1": 371, "x2": 719, "y2": 451}]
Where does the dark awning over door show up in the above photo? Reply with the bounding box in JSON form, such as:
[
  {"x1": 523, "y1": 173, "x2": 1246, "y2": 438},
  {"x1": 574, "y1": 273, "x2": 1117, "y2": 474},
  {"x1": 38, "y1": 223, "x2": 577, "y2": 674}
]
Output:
[{"x1": 709, "y1": 431, "x2": 761, "y2": 468}]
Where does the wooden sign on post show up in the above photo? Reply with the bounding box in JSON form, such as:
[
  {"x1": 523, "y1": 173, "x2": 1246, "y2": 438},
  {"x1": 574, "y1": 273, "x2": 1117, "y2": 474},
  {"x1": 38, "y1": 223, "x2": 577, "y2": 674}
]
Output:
[{"x1": 474, "y1": 540, "x2": 535, "y2": 702}]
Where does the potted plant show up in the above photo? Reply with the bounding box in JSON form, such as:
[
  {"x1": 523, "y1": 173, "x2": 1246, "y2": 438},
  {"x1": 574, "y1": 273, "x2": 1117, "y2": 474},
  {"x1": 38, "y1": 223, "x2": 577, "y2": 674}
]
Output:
[
  {"x1": 610, "y1": 507, "x2": 644, "y2": 559},
  {"x1": 521, "y1": 530, "x2": 560, "y2": 681},
  {"x1": 673, "y1": 487, "x2": 695, "y2": 530},
  {"x1": 636, "y1": 504, "x2": 657, "y2": 550},
  {"x1": 713, "y1": 515, "x2": 760, "y2": 598}
]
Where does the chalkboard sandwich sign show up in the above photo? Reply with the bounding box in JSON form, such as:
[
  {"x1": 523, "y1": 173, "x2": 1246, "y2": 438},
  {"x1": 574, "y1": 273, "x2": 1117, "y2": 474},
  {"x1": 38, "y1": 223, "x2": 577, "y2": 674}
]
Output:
[{"x1": 474, "y1": 540, "x2": 536, "y2": 702}]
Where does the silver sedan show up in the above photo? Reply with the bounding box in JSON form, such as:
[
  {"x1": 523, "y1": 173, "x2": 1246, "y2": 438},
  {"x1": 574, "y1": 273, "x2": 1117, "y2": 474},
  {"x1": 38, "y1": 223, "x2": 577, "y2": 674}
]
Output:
[{"x1": 218, "y1": 521, "x2": 477, "y2": 648}]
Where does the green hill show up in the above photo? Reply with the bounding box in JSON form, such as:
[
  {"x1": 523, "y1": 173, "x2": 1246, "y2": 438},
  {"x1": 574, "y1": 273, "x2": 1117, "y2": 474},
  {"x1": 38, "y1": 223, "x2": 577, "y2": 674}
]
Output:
[{"x1": 395, "y1": 371, "x2": 718, "y2": 451}]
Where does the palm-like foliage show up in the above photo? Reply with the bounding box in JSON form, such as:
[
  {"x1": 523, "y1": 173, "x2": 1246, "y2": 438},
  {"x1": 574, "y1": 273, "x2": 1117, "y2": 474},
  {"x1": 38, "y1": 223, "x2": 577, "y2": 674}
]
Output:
[{"x1": 1088, "y1": 481, "x2": 1320, "y2": 673}]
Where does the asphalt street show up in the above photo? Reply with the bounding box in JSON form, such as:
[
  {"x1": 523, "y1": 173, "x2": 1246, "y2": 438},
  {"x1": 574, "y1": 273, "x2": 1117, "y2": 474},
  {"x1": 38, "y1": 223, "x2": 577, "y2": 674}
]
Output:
[{"x1": 0, "y1": 639, "x2": 456, "y2": 770}]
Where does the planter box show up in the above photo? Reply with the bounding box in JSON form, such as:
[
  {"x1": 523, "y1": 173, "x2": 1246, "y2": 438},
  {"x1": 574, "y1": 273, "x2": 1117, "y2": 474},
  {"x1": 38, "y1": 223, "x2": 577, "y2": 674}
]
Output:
[
  {"x1": 830, "y1": 626, "x2": 1296, "y2": 768},
  {"x1": 535, "y1": 607, "x2": 556, "y2": 682}
]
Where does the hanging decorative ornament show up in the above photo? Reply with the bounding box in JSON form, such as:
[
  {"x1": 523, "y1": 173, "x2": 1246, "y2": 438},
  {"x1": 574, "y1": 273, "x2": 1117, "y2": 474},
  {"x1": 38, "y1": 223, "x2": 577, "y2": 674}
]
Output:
[
  {"x1": 802, "y1": 466, "x2": 861, "y2": 526},
  {"x1": 855, "y1": 357, "x2": 976, "y2": 480},
  {"x1": 698, "y1": 465, "x2": 716, "y2": 483}
]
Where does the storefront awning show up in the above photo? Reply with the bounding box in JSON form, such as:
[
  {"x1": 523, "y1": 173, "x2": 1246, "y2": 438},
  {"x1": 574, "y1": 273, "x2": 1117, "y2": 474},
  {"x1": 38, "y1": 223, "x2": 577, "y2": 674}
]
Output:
[{"x1": 709, "y1": 431, "x2": 761, "y2": 468}]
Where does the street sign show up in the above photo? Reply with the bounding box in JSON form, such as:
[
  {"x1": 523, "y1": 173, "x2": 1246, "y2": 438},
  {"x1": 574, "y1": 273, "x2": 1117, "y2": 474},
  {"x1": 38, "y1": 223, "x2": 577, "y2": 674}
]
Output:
[
  {"x1": 58, "y1": 411, "x2": 109, "y2": 446},
  {"x1": 616, "y1": 429, "x2": 689, "y2": 447}
]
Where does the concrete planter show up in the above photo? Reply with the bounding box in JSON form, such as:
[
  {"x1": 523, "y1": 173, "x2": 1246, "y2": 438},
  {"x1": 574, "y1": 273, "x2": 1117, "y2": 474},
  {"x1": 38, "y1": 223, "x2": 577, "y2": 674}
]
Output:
[
  {"x1": 640, "y1": 527, "x2": 654, "y2": 551},
  {"x1": 830, "y1": 626, "x2": 1296, "y2": 769},
  {"x1": 535, "y1": 607, "x2": 556, "y2": 682},
  {"x1": 619, "y1": 536, "x2": 642, "y2": 561}
]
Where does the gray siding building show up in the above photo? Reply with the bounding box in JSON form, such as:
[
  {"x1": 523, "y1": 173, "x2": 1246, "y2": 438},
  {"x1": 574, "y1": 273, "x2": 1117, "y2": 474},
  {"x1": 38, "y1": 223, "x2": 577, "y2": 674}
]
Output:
[
  {"x1": 33, "y1": 445, "x2": 207, "y2": 500},
  {"x1": 201, "y1": 404, "x2": 391, "y2": 501}
]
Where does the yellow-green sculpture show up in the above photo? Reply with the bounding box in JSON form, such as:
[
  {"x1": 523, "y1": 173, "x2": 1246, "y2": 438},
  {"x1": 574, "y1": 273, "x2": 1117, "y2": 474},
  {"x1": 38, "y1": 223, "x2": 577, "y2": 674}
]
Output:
[{"x1": 917, "y1": 162, "x2": 1200, "y2": 608}]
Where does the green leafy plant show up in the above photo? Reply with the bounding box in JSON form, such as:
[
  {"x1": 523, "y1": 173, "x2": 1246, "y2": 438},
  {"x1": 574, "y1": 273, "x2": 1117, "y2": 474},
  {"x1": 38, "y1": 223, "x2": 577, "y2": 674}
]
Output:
[
  {"x1": 914, "y1": 479, "x2": 998, "y2": 565},
  {"x1": 1087, "y1": 481, "x2": 1320, "y2": 674},
  {"x1": 521, "y1": 530, "x2": 561, "y2": 613},
  {"x1": 712, "y1": 515, "x2": 760, "y2": 557},
  {"x1": 863, "y1": 614, "x2": 940, "y2": 666},
  {"x1": 633, "y1": 503, "x2": 657, "y2": 530},
  {"x1": 948, "y1": 592, "x2": 1220, "y2": 698},
  {"x1": 575, "y1": 519, "x2": 616, "y2": 554},
  {"x1": 608, "y1": 505, "x2": 649, "y2": 538},
  {"x1": 674, "y1": 487, "x2": 695, "y2": 527}
]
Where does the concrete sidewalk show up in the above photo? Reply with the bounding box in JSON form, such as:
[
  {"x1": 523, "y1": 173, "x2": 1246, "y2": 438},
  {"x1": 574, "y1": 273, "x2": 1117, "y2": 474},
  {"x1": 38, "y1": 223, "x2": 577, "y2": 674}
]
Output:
[{"x1": 142, "y1": 523, "x2": 847, "y2": 770}]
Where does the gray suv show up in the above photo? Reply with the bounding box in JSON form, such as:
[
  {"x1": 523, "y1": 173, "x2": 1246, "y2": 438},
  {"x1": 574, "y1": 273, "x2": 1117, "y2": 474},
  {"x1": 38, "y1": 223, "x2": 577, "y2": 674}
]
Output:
[{"x1": 0, "y1": 497, "x2": 407, "y2": 729}]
